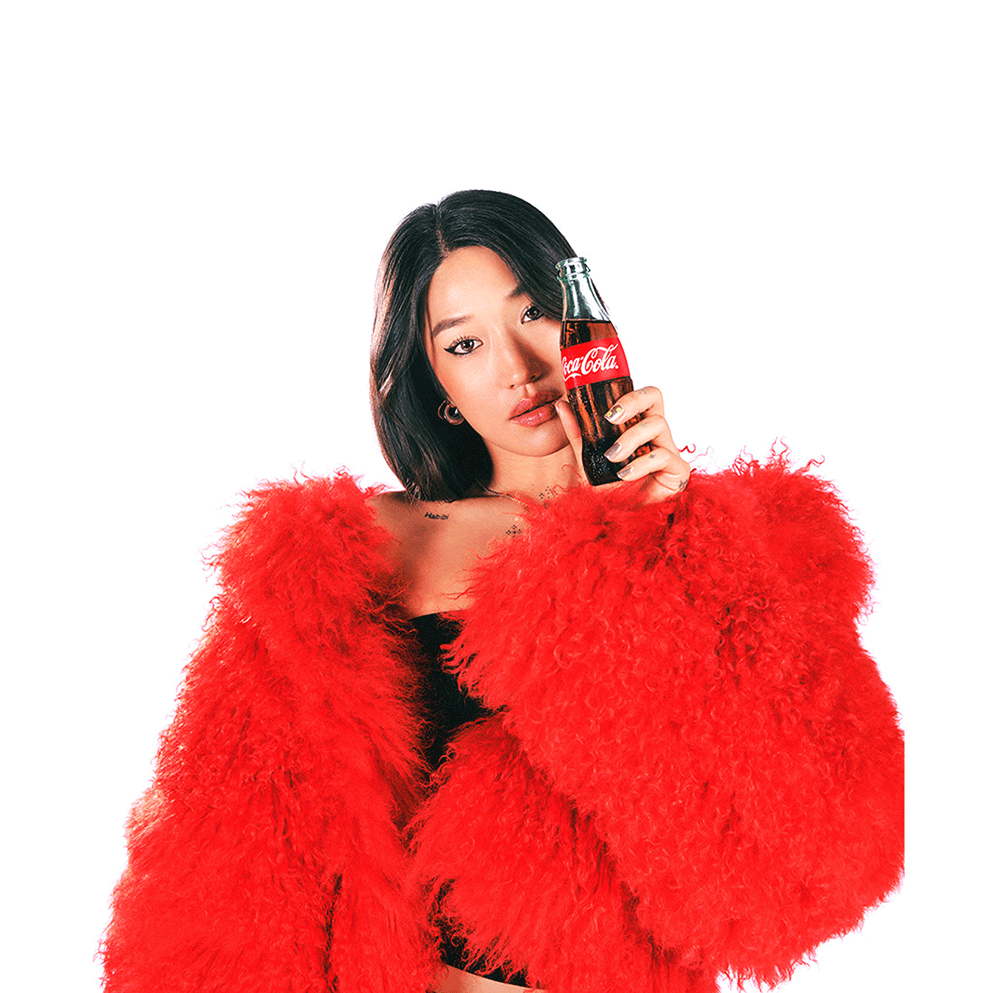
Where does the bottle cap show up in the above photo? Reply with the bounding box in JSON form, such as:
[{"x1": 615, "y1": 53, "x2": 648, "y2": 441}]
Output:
[{"x1": 555, "y1": 257, "x2": 589, "y2": 281}]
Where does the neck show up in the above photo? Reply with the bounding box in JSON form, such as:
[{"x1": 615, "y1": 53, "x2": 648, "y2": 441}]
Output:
[{"x1": 484, "y1": 447, "x2": 581, "y2": 502}]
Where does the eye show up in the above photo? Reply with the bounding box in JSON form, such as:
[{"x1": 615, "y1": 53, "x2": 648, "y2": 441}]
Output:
[
  {"x1": 444, "y1": 336, "x2": 480, "y2": 356},
  {"x1": 521, "y1": 303, "x2": 544, "y2": 324}
]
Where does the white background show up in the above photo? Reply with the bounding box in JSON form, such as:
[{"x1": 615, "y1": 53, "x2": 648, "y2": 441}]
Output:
[{"x1": 2, "y1": 2, "x2": 989, "y2": 990}]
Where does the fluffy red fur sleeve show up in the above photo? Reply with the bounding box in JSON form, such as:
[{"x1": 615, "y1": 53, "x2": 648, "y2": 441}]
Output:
[
  {"x1": 101, "y1": 474, "x2": 433, "y2": 993},
  {"x1": 450, "y1": 457, "x2": 904, "y2": 987}
]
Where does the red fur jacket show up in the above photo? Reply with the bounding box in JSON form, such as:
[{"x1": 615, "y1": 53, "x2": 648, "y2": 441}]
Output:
[{"x1": 101, "y1": 458, "x2": 903, "y2": 993}]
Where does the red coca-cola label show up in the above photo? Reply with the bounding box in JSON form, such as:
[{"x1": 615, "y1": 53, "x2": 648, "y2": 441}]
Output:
[{"x1": 560, "y1": 337, "x2": 631, "y2": 389}]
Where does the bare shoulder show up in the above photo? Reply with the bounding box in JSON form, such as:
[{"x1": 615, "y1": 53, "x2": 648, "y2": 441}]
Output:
[
  {"x1": 369, "y1": 491, "x2": 514, "y2": 537},
  {"x1": 367, "y1": 490, "x2": 452, "y2": 544},
  {"x1": 366, "y1": 490, "x2": 523, "y2": 616},
  {"x1": 367, "y1": 491, "x2": 413, "y2": 542}
]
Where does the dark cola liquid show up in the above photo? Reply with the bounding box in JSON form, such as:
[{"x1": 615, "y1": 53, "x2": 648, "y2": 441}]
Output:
[{"x1": 561, "y1": 319, "x2": 650, "y2": 486}]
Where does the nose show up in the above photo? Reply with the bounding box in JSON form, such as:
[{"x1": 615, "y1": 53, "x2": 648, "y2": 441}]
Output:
[{"x1": 496, "y1": 330, "x2": 545, "y2": 388}]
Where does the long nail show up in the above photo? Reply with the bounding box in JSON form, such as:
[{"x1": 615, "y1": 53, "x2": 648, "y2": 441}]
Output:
[
  {"x1": 604, "y1": 404, "x2": 624, "y2": 422},
  {"x1": 604, "y1": 442, "x2": 622, "y2": 461}
]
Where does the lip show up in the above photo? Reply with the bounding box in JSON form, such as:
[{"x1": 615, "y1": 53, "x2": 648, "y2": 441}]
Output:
[
  {"x1": 510, "y1": 391, "x2": 562, "y2": 428},
  {"x1": 510, "y1": 391, "x2": 562, "y2": 421}
]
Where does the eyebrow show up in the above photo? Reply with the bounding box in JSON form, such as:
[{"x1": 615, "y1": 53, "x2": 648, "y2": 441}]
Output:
[
  {"x1": 430, "y1": 283, "x2": 527, "y2": 339},
  {"x1": 430, "y1": 314, "x2": 469, "y2": 339}
]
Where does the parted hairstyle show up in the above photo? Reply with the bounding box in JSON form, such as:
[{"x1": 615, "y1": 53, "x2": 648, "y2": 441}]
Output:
[{"x1": 370, "y1": 190, "x2": 577, "y2": 502}]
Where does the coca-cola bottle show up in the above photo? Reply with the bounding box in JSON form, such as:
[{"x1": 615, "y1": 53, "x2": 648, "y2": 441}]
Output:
[{"x1": 556, "y1": 257, "x2": 649, "y2": 485}]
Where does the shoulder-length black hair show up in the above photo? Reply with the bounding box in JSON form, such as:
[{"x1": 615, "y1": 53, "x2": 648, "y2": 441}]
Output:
[{"x1": 370, "y1": 189, "x2": 577, "y2": 502}]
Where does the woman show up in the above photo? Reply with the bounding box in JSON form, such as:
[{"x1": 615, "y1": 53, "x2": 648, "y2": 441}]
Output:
[
  {"x1": 368, "y1": 192, "x2": 692, "y2": 616},
  {"x1": 101, "y1": 191, "x2": 903, "y2": 993}
]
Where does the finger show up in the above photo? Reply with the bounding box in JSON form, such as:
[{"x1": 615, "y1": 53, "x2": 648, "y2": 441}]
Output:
[
  {"x1": 603, "y1": 413, "x2": 676, "y2": 465},
  {"x1": 641, "y1": 466, "x2": 692, "y2": 502},
  {"x1": 604, "y1": 385, "x2": 665, "y2": 425},
  {"x1": 616, "y1": 446, "x2": 692, "y2": 490},
  {"x1": 553, "y1": 399, "x2": 589, "y2": 486}
]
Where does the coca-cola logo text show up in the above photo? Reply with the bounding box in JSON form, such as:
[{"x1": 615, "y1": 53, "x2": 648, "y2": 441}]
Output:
[
  {"x1": 562, "y1": 343, "x2": 620, "y2": 381},
  {"x1": 560, "y1": 337, "x2": 631, "y2": 388}
]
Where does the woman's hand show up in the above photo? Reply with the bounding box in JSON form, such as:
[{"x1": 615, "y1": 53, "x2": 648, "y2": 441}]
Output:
[{"x1": 554, "y1": 386, "x2": 692, "y2": 503}]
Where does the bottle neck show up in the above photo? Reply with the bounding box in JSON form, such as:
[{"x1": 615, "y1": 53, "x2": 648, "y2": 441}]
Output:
[{"x1": 556, "y1": 257, "x2": 610, "y2": 321}]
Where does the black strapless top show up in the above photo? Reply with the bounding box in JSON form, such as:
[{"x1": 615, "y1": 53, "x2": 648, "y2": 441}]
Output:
[
  {"x1": 410, "y1": 612, "x2": 492, "y2": 770},
  {"x1": 408, "y1": 613, "x2": 530, "y2": 988}
]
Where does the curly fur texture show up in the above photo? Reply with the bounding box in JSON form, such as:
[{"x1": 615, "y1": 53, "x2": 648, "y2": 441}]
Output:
[{"x1": 101, "y1": 462, "x2": 903, "y2": 993}]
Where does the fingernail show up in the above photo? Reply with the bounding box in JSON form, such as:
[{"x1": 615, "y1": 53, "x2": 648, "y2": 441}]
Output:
[
  {"x1": 616, "y1": 464, "x2": 634, "y2": 479},
  {"x1": 604, "y1": 442, "x2": 622, "y2": 461},
  {"x1": 604, "y1": 404, "x2": 624, "y2": 422}
]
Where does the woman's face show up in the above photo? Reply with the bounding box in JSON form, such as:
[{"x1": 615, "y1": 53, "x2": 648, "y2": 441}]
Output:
[{"x1": 423, "y1": 246, "x2": 569, "y2": 465}]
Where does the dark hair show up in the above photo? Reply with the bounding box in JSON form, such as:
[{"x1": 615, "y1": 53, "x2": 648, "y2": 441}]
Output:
[{"x1": 370, "y1": 190, "x2": 577, "y2": 501}]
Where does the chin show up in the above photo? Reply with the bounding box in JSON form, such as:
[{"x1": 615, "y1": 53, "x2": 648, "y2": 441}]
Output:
[
  {"x1": 478, "y1": 420, "x2": 570, "y2": 462},
  {"x1": 508, "y1": 432, "x2": 571, "y2": 459}
]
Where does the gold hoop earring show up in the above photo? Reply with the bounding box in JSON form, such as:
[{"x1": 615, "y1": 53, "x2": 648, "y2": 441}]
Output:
[{"x1": 438, "y1": 400, "x2": 465, "y2": 426}]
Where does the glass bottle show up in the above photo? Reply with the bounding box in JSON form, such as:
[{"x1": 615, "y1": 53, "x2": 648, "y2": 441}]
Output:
[{"x1": 557, "y1": 257, "x2": 649, "y2": 485}]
